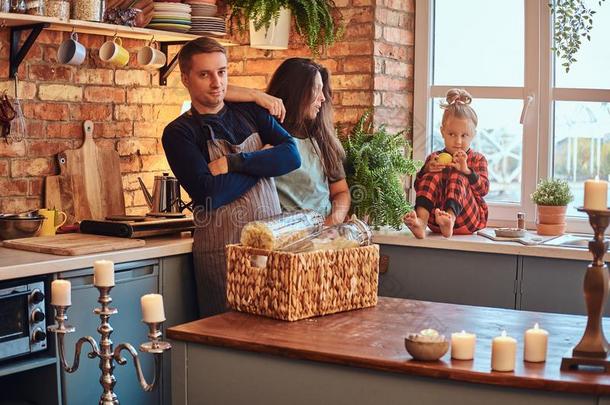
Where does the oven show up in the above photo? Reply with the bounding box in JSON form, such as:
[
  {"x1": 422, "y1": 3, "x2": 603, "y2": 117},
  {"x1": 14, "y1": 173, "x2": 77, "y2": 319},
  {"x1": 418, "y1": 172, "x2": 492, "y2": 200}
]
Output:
[{"x1": 0, "y1": 277, "x2": 48, "y2": 361}]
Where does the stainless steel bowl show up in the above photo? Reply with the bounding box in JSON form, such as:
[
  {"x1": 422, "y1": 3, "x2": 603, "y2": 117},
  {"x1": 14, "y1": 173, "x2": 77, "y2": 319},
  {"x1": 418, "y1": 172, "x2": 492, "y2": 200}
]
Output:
[{"x1": 0, "y1": 214, "x2": 44, "y2": 240}]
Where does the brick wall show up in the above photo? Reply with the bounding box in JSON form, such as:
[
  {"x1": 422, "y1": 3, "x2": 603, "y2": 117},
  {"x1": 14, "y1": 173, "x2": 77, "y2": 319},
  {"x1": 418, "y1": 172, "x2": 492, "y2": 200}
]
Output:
[
  {"x1": 0, "y1": 30, "x2": 188, "y2": 215},
  {"x1": 0, "y1": 0, "x2": 414, "y2": 215}
]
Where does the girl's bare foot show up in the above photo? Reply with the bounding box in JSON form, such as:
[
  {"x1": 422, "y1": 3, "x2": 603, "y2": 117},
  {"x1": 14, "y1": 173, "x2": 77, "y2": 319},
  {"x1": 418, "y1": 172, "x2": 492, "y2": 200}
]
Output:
[
  {"x1": 434, "y1": 208, "x2": 455, "y2": 238},
  {"x1": 403, "y1": 211, "x2": 426, "y2": 239}
]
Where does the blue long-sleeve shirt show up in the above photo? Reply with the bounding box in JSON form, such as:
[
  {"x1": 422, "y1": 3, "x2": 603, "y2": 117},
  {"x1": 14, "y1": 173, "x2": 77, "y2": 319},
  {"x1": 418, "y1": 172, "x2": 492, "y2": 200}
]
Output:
[{"x1": 162, "y1": 102, "x2": 301, "y2": 210}]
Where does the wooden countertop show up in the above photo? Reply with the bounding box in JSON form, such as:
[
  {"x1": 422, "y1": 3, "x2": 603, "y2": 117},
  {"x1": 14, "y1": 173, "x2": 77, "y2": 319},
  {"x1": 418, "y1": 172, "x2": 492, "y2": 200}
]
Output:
[
  {"x1": 0, "y1": 233, "x2": 193, "y2": 281},
  {"x1": 168, "y1": 297, "x2": 610, "y2": 395}
]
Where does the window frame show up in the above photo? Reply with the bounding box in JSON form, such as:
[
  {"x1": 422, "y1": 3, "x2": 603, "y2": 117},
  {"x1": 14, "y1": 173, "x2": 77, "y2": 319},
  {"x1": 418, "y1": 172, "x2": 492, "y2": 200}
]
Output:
[{"x1": 413, "y1": 0, "x2": 602, "y2": 233}]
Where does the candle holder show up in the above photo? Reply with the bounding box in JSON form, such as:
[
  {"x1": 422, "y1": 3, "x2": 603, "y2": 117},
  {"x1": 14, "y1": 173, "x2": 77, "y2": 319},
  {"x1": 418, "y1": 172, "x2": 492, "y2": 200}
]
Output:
[
  {"x1": 47, "y1": 286, "x2": 171, "y2": 404},
  {"x1": 561, "y1": 207, "x2": 610, "y2": 372}
]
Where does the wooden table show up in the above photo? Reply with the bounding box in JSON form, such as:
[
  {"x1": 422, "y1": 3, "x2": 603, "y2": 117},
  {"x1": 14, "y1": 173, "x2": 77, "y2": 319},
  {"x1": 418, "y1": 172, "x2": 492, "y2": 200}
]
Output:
[{"x1": 167, "y1": 297, "x2": 610, "y2": 405}]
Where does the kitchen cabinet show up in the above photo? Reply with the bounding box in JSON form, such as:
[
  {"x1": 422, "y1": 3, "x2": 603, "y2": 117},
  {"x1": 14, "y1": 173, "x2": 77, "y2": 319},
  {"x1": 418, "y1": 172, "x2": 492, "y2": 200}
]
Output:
[
  {"x1": 58, "y1": 259, "x2": 161, "y2": 405},
  {"x1": 0, "y1": 361, "x2": 60, "y2": 405},
  {"x1": 519, "y1": 256, "x2": 603, "y2": 315},
  {"x1": 159, "y1": 254, "x2": 198, "y2": 405},
  {"x1": 378, "y1": 245, "x2": 518, "y2": 309}
]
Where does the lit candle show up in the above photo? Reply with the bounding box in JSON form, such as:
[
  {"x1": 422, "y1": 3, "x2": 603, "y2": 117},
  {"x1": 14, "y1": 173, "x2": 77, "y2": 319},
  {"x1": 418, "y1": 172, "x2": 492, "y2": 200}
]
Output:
[
  {"x1": 451, "y1": 330, "x2": 477, "y2": 360},
  {"x1": 93, "y1": 260, "x2": 115, "y2": 287},
  {"x1": 491, "y1": 330, "x2": 517, "y2": 372},
  {"x1": 524, "y1": 323, "x2": 548, "y2": 362},
  {"x1": 51, "y1": 279, "x2": 71, "y2": 306},
  {"x1": 141, "y1": 294, "x2": 166, "y2": 323},
  {"x1": 584, "y1": 176, "x2": 608, "y2": 210}
]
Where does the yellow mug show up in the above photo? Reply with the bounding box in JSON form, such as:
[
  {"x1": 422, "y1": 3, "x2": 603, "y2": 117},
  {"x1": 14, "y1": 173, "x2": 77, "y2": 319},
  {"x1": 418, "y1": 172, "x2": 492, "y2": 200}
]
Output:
[
  {"x1": 38, "y1": 209, "x2": 67, "y2": 236},
  {"x1": 99, "y1": 37, "x2": 129, "y2": 67}
]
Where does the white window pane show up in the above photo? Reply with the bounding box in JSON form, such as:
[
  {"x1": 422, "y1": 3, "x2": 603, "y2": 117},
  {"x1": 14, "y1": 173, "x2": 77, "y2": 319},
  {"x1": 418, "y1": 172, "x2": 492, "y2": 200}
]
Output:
[
  {"x1": 431, "y1": 98, "x2": 523, "y2": 204},
  {"x1": 555, "y1": 0, "x2": 610, "y2": 89},
  {"x1": 553, "y1": 101, "x2": 610, "y2": 217},
  {"x1": 433, "y1": 0, "x2": 524, "y2": 87}
]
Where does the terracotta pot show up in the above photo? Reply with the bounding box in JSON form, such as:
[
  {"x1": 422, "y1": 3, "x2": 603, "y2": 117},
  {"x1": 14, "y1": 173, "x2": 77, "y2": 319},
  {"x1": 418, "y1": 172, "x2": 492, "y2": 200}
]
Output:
[
  {"x1": 537, "y1": 205, "x2": 567, "y2": 224},
  {"x1": 536, "y1": 222, "x2": 567, "y2": 236},
  {"x1": 536, "y1": 205, "x2": 567, "y2": 236}
]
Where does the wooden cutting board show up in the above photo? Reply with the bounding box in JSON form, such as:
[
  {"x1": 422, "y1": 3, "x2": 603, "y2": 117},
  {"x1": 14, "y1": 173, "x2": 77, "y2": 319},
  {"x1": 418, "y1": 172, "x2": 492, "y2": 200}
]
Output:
[
  {"x1": 2, "y1": 234, "x2": 145, "y2": 256},
  {"x1": 45, "y1": 121, "x2": 125, "y2": 223}
]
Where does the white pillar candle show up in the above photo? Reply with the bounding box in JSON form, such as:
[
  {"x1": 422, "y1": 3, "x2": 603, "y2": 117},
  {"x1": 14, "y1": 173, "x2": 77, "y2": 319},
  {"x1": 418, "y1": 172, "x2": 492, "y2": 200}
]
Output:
[
  {"x1": 141, "y1": 294, "x2": 166, "y2": 323},
  {"x1": 451, "y1": 330, "x2": 477, "y2": 360},
  {"x1": 524, "y1": 323, "x2": 548, "y2": 363},
  {"x1": 491, "y1": 330, "x2": 517, "y2": 372},
  {"x1": 51, "y1": 279, "x2": 71, "y2": 306},
  {"x1": 584, "y1": 177, "x2": 608, "y2": 210},
  {"x1": 93, "y1": 260, "x2": 115, "y2": 287}
]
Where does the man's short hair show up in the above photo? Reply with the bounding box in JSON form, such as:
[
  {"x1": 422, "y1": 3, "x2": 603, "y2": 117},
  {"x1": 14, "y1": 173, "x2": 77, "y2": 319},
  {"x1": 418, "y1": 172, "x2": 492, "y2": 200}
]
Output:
[{"x1": 178, "y1": 37, "x2": 226, "y2": 74}]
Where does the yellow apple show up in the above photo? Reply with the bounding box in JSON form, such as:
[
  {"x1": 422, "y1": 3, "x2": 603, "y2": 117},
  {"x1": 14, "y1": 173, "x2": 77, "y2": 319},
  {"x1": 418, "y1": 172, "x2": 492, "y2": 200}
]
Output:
[{"x1": 437, "y1": 152, "x2": 453, "y2": 165}]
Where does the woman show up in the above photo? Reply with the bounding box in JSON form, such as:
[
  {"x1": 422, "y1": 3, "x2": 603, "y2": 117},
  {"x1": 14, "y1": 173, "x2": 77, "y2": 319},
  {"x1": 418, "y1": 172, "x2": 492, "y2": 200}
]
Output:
[{"x1": 226, "y1": 58, "x2": 350, "y2": 225}]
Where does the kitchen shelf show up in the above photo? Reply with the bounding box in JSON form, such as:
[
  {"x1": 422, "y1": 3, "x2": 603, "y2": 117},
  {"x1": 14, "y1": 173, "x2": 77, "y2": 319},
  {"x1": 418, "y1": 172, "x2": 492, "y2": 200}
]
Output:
[{"x1": 0, "y1": 12, "x2": 235, "y2": 84}]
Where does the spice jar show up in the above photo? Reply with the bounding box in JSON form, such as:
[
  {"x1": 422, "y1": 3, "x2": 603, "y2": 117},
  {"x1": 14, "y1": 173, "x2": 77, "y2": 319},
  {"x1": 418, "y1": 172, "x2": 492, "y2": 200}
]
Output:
[
  {"x1": 281, "y1": 215, "x2": 373, "y2": 253},
  {"x1": 1, "y1": 0, "x2": 11, "y2": 12},
  {"x1": 517, "y1": 212, "x2": 525, "y2": 230},
  {"x1": 25, "y1": 0, "x2": 44, "y2": 15},
  {"x1": 72, "y1": 0, "x2": 104, "y2": 21},
  {"x1": 240, "y1": 209, "x2": 324, "y2": 250},
  {"x1": 45, "y1": 0, "x2": 70, "y2": 20}
]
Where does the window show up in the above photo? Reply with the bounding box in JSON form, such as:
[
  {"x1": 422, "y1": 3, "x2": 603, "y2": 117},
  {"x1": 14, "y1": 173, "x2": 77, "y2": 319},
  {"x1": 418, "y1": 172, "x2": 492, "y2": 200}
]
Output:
[{"x1": 414, "y1": 0, "x2": 610, "y2": 232}]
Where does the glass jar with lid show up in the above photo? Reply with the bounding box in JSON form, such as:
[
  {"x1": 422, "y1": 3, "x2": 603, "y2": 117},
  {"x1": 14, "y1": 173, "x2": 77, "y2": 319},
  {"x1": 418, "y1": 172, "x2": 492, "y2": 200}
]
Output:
[
  {"x1": 280, "y1": 215, "x2": 373, "y2": 253},
  {"x1": 240, "y1": 209, "x2": 324, "y2": 251},
  {"x1": 25, "y1": 0, "x2": 44, "y2": 15},
  {"x1": 45, "y1": 0, "x2": 70, "y2": 20},
  {"x1": 72, "y1": 0, "x2": 104, "y2": 21}
]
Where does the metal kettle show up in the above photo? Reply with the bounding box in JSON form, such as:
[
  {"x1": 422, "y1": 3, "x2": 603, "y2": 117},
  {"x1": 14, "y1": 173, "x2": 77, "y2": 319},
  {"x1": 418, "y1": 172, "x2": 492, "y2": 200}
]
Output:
[{"x1": 138, "y1": 173, "x2": 192, "y2": 214}]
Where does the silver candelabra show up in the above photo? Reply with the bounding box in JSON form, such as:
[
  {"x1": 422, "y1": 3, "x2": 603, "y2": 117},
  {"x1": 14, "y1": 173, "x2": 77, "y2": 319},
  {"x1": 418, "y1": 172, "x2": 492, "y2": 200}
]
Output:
[{"x1": 47, "y1": 286, "x2": 171, "y2": 405}]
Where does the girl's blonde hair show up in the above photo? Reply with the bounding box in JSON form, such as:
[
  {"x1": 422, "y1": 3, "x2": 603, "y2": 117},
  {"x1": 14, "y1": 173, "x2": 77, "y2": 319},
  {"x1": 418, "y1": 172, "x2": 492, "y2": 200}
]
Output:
[{"x1": 440, "y1": 88, "x2": 478, "y2": 127}]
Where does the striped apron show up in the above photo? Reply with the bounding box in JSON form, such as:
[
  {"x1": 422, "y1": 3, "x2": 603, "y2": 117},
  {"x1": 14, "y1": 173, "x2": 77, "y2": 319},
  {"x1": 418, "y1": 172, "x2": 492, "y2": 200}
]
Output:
[{"x1": 192, "y1": 118, "x2": 281, "y2": 318}]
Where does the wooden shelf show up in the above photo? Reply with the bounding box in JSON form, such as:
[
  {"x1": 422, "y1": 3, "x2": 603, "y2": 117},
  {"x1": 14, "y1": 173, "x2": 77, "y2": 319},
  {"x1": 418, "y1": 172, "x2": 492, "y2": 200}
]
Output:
[{"x1": 0, "y1": 12, "x2": 235, "y2": 45}]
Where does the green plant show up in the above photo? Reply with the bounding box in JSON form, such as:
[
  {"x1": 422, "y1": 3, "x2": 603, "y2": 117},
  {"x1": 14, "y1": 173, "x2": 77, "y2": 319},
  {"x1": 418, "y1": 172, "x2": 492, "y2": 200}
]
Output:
[
  {"x1": 226, "y1": 0, "x2": 343, "y2": 56},
  {"x1": 549, "y1": 0, "x2": 606, "y2": 72},
  {"x1": 341, "y1": 112, "x2": 423, "y2": 230},
  {"x1": 530, "y1": 178, "x2": 574, "y2": 206}
]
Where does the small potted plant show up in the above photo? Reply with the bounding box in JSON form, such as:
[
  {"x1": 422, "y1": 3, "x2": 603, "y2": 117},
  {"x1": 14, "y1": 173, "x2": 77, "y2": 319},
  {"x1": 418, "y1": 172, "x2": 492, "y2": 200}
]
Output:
[
  {"x1": 341, "y1": 112, "x2": 423, "y2": 230},
  {"x1": 530, "y1": 178, "x2": 574, "y2": 236},
  {"x1": 226, "y1": 0, "x2": 343, "y2": 56}
]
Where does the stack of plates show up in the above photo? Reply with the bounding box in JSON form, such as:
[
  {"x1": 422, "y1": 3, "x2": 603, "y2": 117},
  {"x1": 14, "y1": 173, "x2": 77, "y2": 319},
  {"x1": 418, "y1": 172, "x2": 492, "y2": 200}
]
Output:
[
  {"x1": 190, "y1": 15, "x2": 226, "y2": 36},
  {"x1": 148, "y1": 2, "x2": 192, "y2": 33},
  {"x1": 188, "y1": 2, "x2": 217, "y2": 17}
]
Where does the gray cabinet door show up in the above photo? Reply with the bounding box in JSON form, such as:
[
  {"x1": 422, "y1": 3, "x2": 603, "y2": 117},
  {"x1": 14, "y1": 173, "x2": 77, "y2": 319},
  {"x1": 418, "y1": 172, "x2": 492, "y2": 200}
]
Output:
[
  {"x1": 59, "y1": 260, "x2": 160, "y2": 405},
  {"x1": 160, "y1": 254, "x2": 197, "y2": 405},
  {"x1": 378, "y1": 245, "x2": 518, "y2": 309},
  {"x1": 520, "y1": 256, "x2": 610, "y2": 316}
]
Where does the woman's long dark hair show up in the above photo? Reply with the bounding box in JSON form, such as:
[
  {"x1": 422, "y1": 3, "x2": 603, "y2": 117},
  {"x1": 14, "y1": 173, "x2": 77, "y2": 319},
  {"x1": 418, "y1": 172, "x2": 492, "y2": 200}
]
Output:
[{"x1": 267, "y1": 58, "x2": 345, "y2": 180}]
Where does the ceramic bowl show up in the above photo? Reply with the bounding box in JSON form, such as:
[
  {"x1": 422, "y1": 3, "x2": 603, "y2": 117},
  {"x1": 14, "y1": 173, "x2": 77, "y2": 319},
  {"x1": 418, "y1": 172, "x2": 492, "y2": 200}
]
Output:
[
  {"x1": 494, "y1": 227, "x2": 526, "y2": 238},
  {"x1": 404, "y1": 335, "x2": 450, "y2": 361}
]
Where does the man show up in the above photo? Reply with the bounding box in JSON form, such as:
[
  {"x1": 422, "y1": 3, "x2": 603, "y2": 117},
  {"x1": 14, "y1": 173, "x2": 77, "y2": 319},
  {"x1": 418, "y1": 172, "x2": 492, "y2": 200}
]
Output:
[{"x1": 162, "y1": 37, "x2": 300, "y2": 317}]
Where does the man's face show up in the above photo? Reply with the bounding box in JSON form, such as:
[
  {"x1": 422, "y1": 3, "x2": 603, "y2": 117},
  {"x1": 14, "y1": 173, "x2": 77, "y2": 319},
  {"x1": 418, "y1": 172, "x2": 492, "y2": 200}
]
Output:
[{"x1": 182, "y1": 52, "x2": 228, "y2": 113}]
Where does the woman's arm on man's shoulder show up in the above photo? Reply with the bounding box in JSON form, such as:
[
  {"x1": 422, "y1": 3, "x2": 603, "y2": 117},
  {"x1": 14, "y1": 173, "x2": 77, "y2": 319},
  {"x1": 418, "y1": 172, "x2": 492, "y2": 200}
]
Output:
[{"x1": 225, "y1": 85, "x2": 285, "y2": 122}]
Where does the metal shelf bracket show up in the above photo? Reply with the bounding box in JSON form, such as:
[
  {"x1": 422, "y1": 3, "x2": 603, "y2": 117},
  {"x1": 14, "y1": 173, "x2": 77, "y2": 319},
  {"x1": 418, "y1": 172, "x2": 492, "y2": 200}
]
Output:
[
  {"x1": 9, "y1": 23, "x2": 48, "y2": 78},
  {"x1": 159, "y1": 41, "x2": 187, "y2": 86}
]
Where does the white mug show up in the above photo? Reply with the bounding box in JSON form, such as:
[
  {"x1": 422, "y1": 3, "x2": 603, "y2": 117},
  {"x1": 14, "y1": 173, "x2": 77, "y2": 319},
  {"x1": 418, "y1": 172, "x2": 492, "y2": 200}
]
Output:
[
  {"x1": 57, "y1": 32, "x2": 86, "y2": 65},
  {"x1": 137, "y1": 45, "x2": 167, "y2": 69}
]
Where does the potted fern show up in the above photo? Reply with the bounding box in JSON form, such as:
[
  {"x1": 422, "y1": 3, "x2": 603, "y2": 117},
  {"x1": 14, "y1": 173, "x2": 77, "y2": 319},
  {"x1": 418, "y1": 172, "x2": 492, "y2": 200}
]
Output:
[
  {"x1": 226, "y1": 0, "x2": 343, "y2": 55},
  {"x1": 341, "y1": 112, "x2": 423, "y2": 230},
  {"x1": 530, "y1": 178, "x2": 574, "y2": 236}
]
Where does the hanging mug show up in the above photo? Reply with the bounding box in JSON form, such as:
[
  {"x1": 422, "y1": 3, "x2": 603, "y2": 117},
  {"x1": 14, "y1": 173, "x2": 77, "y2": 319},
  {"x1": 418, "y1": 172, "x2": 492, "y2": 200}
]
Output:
[
  {"x1": 137, "y1": 40, "x2": 167, "y2": 70},
  {"x1": 57, "y1": 32, "x2": 87, "y2": 66},
  {"x1": 99, "y1": 37, "x2": 129, "y2": 67}
]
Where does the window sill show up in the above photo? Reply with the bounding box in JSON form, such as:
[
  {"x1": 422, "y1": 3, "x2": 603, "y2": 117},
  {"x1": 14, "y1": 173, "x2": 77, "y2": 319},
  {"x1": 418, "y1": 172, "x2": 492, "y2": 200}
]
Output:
[{"x1": 372, "y1": 227, "x2": 593, "y2": 261}]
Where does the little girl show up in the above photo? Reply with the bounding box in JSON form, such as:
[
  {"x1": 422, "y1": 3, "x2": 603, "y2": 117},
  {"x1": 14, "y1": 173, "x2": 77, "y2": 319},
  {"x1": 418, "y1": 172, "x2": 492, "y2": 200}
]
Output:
[{"x1": 404, "y1": 89, "x2": 489, "y2": 239}]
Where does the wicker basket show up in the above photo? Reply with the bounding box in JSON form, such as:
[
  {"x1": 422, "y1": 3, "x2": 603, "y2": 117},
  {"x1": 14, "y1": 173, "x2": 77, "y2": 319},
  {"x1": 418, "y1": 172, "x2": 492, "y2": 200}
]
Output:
[{"x1": 226, "y1": 244, "x2": 379, "y2": 321}]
